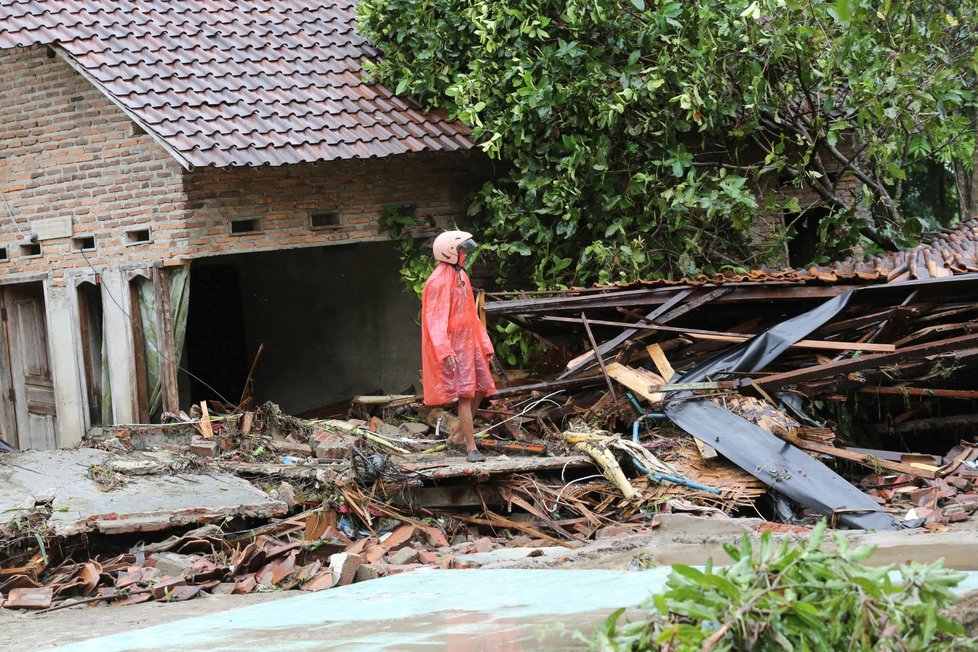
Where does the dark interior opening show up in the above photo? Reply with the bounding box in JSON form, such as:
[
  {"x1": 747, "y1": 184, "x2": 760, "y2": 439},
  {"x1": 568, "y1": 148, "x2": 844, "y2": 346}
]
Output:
[
  {"x1": 77, "y1": 282, "x2": 105, "y2": 425},
  {"x1": 186, "y1": 264, "x2": 250, "y2": 406},
  {"x1": 786, "y1": 207, "x2": 829, "y2": 268},
  {"x1": 184, "y1": 242, "x2": 422, "y2": 415}
]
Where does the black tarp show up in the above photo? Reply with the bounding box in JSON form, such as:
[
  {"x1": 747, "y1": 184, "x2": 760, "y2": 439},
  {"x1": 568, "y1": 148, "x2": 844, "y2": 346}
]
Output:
[{"x1": 664, "y1": 290, "x2": 902, "y2": 531}]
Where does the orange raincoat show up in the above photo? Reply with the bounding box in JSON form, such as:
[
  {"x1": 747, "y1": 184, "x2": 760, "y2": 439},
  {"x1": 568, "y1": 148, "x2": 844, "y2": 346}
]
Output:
[{"x1": 421, "y1": 262, "x2": 495, "y2": 406}]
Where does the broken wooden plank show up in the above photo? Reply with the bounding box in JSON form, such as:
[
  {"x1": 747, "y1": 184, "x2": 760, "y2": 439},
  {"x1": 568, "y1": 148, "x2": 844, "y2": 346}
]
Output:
[
  {"x1": 684, "y1": 332, "x2": 895, "y2": 352},
  {"x1": 544, "y1": 317, "x2": 893, "y2": 352},
  {"x1": 856, "y1": 386, "x2": 978, "y2": 400},
  {"x1": 581, "y1": 312, "x2": 618, "y2": 403},
  {"x1": 605, "y1": 362, "x2": 666, "y2": 403},
  {"x1": 750, "y1": 333, "x2": 978, "y2": 391},
  {"x1": 654, "y1": 287, "x2": 731, "y2": 323},
  {"x1": 489, "y1": 375, "x2": 605, "y2": 399},
  {"x1": 557, "y1": 289, "x2": 694, "y2": 379},
  {"x1": 398, "y1": 455, "x2": 593, "y2": 480},
  {"x1": 646, "y1": 344, "x2": 675, "y2": 381},
  {"x1": 782, "y1": 433, "x2": 937, "y2": 479},
  {"x1": 199, "y1": 401, "x2": 214, "y2": 439}
]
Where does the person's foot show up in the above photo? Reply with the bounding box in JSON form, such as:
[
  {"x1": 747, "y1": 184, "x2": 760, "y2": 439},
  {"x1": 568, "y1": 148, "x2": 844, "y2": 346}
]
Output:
[
  {"x1": 446, "y1": 437, "x2": 466, "y2": 455},
  {"x1": 466, "y1": 449, "x2": 486, "y2": 463}
]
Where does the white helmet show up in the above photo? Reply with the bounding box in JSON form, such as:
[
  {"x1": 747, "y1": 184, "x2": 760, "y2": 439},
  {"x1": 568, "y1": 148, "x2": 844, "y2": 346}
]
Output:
[{"x1": 432, "y1": 230, "x2": 476, "y2": 264}]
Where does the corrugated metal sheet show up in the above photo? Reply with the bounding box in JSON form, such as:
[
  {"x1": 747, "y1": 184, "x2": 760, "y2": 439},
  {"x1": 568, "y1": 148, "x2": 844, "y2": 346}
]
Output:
[{"x1": 0, "y1": 0, "x2": 473, "y2": 167}]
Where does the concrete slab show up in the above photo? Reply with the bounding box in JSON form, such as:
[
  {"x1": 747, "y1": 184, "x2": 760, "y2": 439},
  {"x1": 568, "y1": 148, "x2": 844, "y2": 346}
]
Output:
[
  {"x1": 39, "y1": 568, "x2": 978, "y2": 652},
  {"x1": 0, "y1": 449, "x2": 287, "y2": 536},
  {"x1": 48, "y1": 568, "x2": 676, "y2": 651},
  {"x1": 399, "y1": 454, "x2": 592, "y2": 480}
]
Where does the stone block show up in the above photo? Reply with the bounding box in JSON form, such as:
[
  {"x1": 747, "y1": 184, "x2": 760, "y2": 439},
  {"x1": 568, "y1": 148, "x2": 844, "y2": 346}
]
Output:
[
  {"x1": 388, "y1": 547, "x2": 420, "y2": 565},
  {"x1": 328, "y1": 552, "x2": 362, "y2": 587},
  {"x1": 190, "y1": 436, "x2": 218, "y2": 458}
]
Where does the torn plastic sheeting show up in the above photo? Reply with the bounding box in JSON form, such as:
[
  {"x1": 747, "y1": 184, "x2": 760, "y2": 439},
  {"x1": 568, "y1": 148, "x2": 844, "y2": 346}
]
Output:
[
  {"x1": 662, "y1": 290, "x2": 899, "y2": 531},
  {"x1": 671, "y1": 291, "x2": 854, "y2": 386},
  {"x1": 666, "y1": 399, "x2": 900, "y2": 531}
]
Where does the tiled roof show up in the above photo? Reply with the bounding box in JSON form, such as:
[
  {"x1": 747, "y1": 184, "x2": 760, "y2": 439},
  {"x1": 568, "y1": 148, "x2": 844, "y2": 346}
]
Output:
[
  {"x1": 584, "y1": 220, "x2": 978, "y2": 291},
  {"x1": 0, "y1": 0, "x2": 473, "y2": 167},
  {"x1": 796, "y1": 219, "x2": 978, "y2": 283}
]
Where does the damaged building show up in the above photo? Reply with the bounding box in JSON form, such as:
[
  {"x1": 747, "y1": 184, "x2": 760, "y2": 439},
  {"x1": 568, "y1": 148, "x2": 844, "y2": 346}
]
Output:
[{"x1": 0, "y1": 1, "x2": 487, "y2": 449}]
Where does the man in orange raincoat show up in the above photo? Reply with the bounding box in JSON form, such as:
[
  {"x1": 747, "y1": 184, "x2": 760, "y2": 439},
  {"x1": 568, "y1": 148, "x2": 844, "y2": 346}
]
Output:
[{"x1": 421, "y1": 230, "x2": 495, "y2": 462}]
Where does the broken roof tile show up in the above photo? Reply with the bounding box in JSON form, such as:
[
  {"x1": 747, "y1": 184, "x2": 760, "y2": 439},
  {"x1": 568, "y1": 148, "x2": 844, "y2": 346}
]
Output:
[{"x1": 0, "y1": 0, "x2": 472, "y2": 167}]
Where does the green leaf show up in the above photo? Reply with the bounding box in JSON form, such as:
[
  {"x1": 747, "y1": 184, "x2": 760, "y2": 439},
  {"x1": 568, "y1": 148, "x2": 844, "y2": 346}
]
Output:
[{"x1": 630, "y1": 0, "x2": 646, "y2": 10}]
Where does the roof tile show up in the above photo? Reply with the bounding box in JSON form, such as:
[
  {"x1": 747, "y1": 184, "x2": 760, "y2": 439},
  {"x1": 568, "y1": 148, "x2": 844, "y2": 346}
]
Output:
[{"x1": 0, "y1": 0, "x2": 472, "y2": 166}]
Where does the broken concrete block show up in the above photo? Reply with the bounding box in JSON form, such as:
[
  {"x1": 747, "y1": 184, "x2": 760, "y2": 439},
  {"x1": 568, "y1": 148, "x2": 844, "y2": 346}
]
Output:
[
  {"x1": 388, "y1": 547, "x2": 420, "y2": 565},
  {"x1": 277, "y1": 482, "x2": 296, "y2": 509},
  {"x1": 190, "y1": 436, "x2": 218, "y2": 458},
  {"x1": 354, "y1": 564, "x2": 384, "y2": 583},
  {"x1": 473, "y1": 537, "x2": 493, "y2": 553},
  {"x1": 310, "y1": 428, "x2": 355, "y2": 460},
  {"x1": 420, "y1": 525, "x2": 450, "y2": 548},
  {"x1": 328, "y1": 552, "x2": 362, "y2": 587},
  {"x1": 417, "y1": 550, "x2": 439, "y2": 565},
  {"x1": 278, "y1": 440, "x2": 314, "y2": 458},
  {"x1": 149, "y1": 552, "x2": 198, "y2": 578},
  {"x1": 399, "y1": 422, "x2": 430, "y2": 437}
]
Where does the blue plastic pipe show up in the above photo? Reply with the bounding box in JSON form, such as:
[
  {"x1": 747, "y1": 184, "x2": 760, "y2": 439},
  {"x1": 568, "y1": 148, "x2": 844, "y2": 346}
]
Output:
[{"x1": 632, "y1": 412, "x2": 668, "y2": 443}]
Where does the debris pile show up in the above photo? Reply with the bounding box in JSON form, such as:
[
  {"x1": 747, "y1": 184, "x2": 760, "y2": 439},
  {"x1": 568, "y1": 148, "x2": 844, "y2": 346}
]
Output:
[{"x1": 5, "y1": 227, "x2": 978, "y2": 610}]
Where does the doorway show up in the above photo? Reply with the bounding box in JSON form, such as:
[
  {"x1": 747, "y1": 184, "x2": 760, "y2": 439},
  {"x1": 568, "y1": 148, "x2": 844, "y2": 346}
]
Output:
[{"x1": 0, "y1": 282, "x2": 57, "y2": 449}]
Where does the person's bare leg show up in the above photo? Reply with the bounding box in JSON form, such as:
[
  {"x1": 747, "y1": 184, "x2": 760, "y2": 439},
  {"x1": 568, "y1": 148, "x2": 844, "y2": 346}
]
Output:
[{"x1": 457, "y1": 396, "x2": 476, "y2": 453}]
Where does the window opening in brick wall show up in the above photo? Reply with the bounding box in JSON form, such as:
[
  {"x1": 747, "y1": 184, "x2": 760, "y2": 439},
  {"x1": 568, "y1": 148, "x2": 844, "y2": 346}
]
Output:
[
  {"x1": 0, "y1": 248, "x2": 7, "y2": 261},
  {"x1": 230, "y1": 219, "x2": 261, "y2": 235},
  {"x1": 786, "y1": 207, "x2": 829, "y2": 268},
  {"x1": 73, "y1": 236, "x2": 96, "y2": 251},
  {"x1": 126, "y1": 228, "x2": 151, "y2": 245},
  {"x1": 131, "y1": 123, "x2": 146, "y2": 137},
  {"x1": 20, "y1": 243, "x2": 41, "y2": 257},
  {"x1": 310, "y1": 212, "x2": 340, "y2": 229}
]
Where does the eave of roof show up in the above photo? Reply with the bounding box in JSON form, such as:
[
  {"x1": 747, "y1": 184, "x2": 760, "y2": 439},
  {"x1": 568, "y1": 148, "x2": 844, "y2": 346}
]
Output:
[{"x1": 0, "y1": 1, "x2": 473, "y2": 168}]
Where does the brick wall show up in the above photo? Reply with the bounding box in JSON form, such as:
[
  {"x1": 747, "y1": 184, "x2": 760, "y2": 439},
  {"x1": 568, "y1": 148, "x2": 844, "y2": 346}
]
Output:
[
  {"x1": 177, "y1": 151, "x2": 488, "y2": 260},
  {"x1": 0, "y1": 45, "x2": 489, "y2": 285},
  {"x1": 0, "y1": 46, "x2": 185, "y2": 284}
]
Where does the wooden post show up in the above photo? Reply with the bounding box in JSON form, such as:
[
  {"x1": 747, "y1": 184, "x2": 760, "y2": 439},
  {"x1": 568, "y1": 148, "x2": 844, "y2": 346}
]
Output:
[{"x1": 154, "y1": 264, "x2": 180, "y2": 415}]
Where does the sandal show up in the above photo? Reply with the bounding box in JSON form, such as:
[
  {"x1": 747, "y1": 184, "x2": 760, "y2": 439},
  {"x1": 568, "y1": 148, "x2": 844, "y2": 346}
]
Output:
[{"x1": 466, "y1": 449, "x2": 487, "y2": 463}]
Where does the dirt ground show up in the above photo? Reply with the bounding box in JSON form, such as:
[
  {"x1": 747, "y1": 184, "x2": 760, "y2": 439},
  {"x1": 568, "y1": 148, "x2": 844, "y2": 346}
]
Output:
[{"x1": 2, "y1": 514, "x2": 977, "y2": 650}]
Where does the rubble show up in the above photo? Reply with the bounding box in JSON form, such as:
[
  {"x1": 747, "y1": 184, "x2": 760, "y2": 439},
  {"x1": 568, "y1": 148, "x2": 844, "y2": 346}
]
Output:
[{"x1": 4, "y1": 242, "x2": 978, "y2": 612}]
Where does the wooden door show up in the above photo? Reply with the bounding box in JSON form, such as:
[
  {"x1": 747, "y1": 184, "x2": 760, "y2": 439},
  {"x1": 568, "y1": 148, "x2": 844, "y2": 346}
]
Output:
[{"x1": 2, "y1": 283, "x2": 57, "y2": 449}]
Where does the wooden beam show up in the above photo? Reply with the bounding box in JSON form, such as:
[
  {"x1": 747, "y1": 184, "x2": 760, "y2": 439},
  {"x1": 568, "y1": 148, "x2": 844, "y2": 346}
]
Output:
[
  {"x1": 581, "y1": 313, "x2": 618, "y2": 403},
  {"x1": 154, "y1": 265, "x2": 180, "y2": 415},
  {"x1": 489, "y1": 375, "x2": 605, "y2": 399},
  {"x1": 857, "y1": 386, "x2": 978, "y2": 400},
  {"x1": 654, "y1": 287, "x2": 731, "y2": 323},
  {"x1": 684, "y1": 332, "x2": 895, "y2": 352},
  {"x1": 556, "y1": 289, "x2": 693, "y2": 379},
  {"x1": 751, "y1": 333, "x2": 978, "y2": 391},
  {"x1": 605, "y1": 362, "x2": 665, "y2": 403},
  {"x1": 543, "y1": 317, "x2": 894, "y2": 352},
  {"x1": 646, "y1": 344, "x2": 675, "y2": 381},
  {"x1": 486, "y1": 284, "x2": 850, "y2": 316},
  {"x1": 783, "y1": 432, "x2": 937, "y2": 479}
]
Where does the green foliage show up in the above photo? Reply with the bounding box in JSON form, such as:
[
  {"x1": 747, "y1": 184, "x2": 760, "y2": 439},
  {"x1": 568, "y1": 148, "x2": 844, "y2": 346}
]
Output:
[
  {"x1": 585, "y1": 520, "x2": 973, "y2": 651},
  {"x1": 378, "y1": 203, "x2": 437, "y2": 297},
  {"x1": 360, "y1": 0, "x2": 978, "y2": 289}
]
